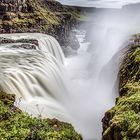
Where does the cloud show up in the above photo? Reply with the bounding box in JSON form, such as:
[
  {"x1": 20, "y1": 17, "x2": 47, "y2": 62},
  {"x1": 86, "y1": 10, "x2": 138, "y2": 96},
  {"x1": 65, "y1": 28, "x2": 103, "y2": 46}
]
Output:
[{"x1": 57, "y1": 0, "x2": 140, "y2": 8}]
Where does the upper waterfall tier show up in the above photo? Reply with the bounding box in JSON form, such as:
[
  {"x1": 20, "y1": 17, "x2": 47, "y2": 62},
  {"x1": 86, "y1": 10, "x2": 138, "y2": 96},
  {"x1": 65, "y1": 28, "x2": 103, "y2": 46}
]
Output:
[{"x1": 0, "y1": 33, "x2": 65, "y2": 64}]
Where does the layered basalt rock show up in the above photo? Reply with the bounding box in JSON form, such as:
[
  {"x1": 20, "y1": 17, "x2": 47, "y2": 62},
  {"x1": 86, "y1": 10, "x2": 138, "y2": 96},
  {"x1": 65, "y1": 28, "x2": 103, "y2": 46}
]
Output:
[
  {"x1": 0, "y1": 0, "x2": 27, "y2": 13},
  {"x1": 102, "y1": 35, "x2": 140, "y2": 140},
  {"x1": 0, "y1": 0, "x2": 81, "y2": 52}
]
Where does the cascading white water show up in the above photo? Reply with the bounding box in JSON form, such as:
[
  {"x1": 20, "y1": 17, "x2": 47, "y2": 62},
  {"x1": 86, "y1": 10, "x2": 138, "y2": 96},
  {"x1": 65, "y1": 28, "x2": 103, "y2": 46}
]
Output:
[
  {"x1": 0, "y1": 49, "x2": 65, "y2": 100},
  {"x1": 0, "y1": 33, "x2": 65, "y2": 64},
  {"x1": 0, "y1": 34, "x2": 71, "y2": 120},
  {"x1": 1, "y1": 3, "x2": 140, "y2": 140}
]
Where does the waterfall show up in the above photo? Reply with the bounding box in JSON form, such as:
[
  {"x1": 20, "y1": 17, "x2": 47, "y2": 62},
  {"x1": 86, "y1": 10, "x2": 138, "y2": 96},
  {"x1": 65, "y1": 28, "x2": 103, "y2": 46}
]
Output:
[{"x1": 0, "y1": 33, "x2": 70, "y2": 120}]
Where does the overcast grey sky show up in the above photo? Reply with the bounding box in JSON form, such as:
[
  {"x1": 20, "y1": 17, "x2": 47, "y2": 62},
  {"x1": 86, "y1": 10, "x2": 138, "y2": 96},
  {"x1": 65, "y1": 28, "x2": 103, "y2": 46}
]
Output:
[{"x1": 56, "y1": 0, "x2": 140, "y2": 8}]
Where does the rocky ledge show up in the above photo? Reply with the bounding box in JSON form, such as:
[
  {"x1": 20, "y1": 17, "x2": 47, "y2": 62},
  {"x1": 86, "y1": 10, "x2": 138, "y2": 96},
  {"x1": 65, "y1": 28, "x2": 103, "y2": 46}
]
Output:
[
  {"x1": 0, "y1": 0, "x2": 81, "y2": 52},
  {"x1": 0, "y1": 37, "x2": 38, "y2": 46},
  {"x1": 0, "y1": 92, "x2": 82, "y2": 139},
  {"x1": 102, "y1": 35, "x2": 140, "y2": 140}
]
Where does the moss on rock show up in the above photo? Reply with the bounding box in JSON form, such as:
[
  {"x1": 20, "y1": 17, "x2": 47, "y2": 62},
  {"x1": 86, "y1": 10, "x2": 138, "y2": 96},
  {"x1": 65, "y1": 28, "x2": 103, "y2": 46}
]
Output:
[
  {"x1": 102, "y1": 35, "x2": 140, "y2": 140},
  {"x1": 0, "y1": 92, "x2": 82, "y2": 140},
  {"x1": 0, "y1": 0, "x2": 80, "y2": 35}
]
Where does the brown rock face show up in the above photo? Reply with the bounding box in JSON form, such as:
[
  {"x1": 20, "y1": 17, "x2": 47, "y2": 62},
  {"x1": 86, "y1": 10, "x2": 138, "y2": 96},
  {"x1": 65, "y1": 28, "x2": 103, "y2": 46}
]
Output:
[
  {"x1": 0, "y1": 0, "x2": 81, "y2": 51},
  {"x1": 0, "y1": 0, "x2": 27, "y2": 14}
]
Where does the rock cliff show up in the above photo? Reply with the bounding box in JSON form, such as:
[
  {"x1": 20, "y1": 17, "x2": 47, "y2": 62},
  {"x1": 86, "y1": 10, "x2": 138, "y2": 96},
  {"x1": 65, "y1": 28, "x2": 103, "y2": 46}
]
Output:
[
  {"x1": 102, "y1": 35, "x2": 140, "y2": 140},
  {"x1": 0, "y1": 0, "x2": 81, "y2": 51}
]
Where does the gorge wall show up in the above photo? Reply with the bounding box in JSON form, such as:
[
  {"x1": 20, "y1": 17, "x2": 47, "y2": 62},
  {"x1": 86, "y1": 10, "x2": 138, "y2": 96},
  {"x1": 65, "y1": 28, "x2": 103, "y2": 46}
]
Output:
[
  {"x1": 0, "y1": 0, "x2": 81, "y2": 51},
  {"x1": 102, "y1": 35, "x2": 140, "y2": 140}
]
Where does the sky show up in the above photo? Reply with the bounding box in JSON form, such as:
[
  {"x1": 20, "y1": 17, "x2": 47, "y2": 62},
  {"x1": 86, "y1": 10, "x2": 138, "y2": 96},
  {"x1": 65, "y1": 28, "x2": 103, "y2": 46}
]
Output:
[{"x1": 56, "y1": 0, "x2": 140, "y2": 8}]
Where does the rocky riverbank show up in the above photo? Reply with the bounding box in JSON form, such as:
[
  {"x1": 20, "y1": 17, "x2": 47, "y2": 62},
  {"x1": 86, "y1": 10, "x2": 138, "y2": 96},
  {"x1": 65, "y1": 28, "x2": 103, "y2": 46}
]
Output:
[
  {"x1": 102, "y1": 35, "x2": 140, "y2": 140},
  {"x1": 0, "y1": 0, "x2": 81, "y2": 52}
]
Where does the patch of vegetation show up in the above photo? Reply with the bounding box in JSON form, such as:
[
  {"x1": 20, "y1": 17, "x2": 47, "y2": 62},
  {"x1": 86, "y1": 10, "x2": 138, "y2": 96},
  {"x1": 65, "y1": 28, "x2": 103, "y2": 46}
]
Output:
[
  {"x1": 0, "y1": 92, "x2": 82, "y2": 140},
  {"x1": 102, "y1": 37, "x2": 140, "y2": 140},
  {"x1": 103, "y1": 91, "x2": 140, "y2": 139}
]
